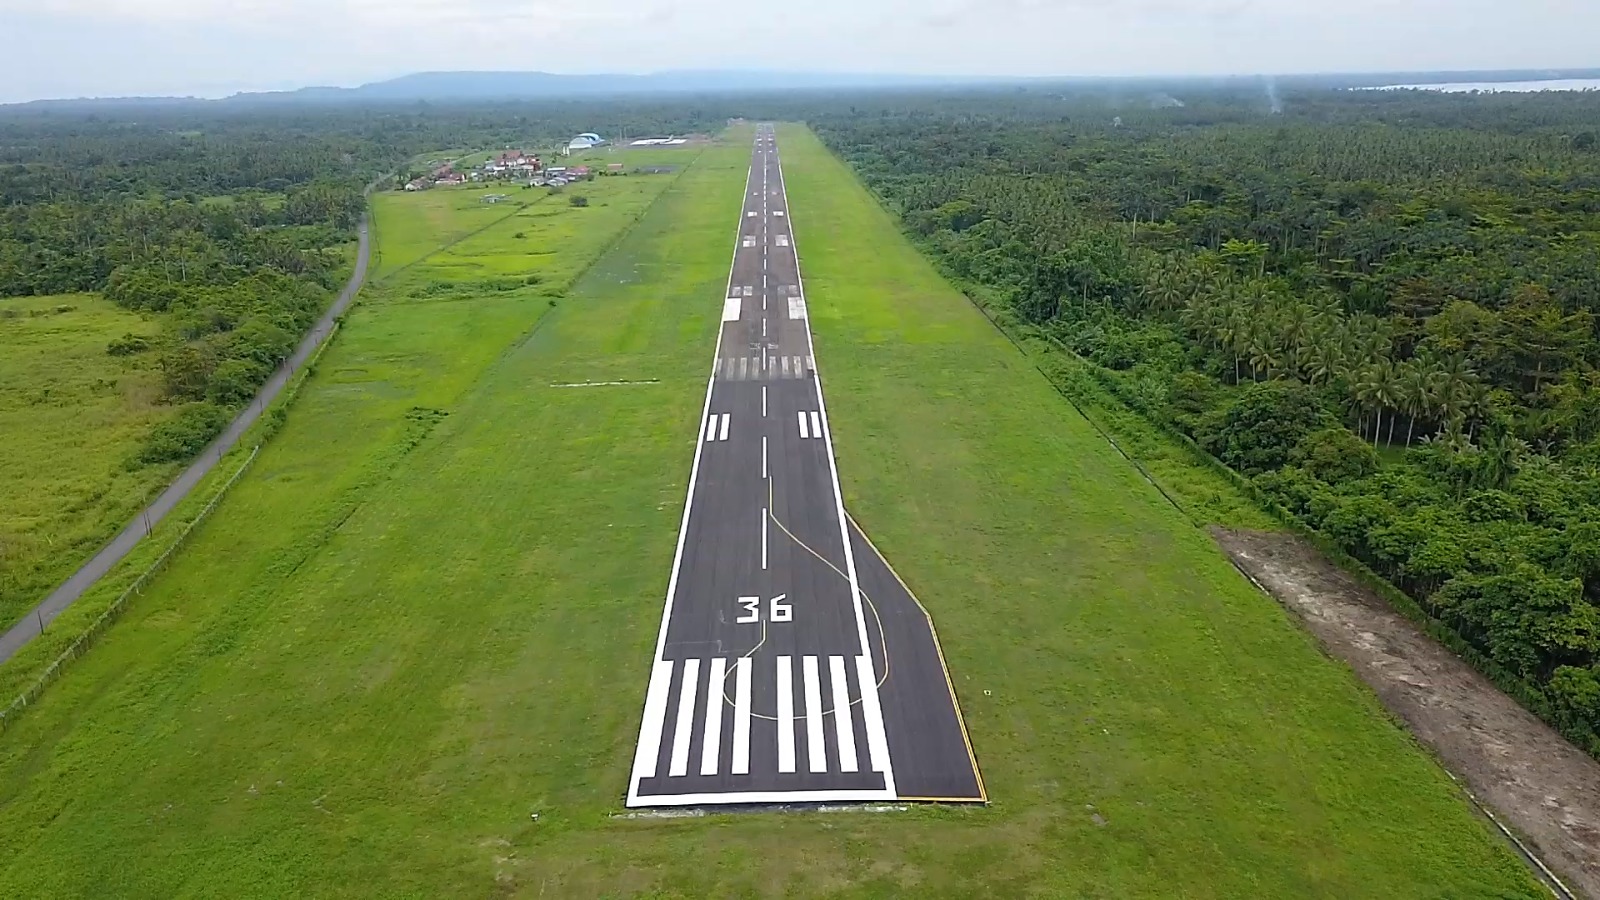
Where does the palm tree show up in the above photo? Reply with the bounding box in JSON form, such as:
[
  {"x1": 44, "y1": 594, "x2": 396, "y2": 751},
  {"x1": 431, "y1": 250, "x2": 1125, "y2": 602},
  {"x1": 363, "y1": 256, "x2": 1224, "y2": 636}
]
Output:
[{"x1": 1399, "y1": 362, "x2": 1441, "y2": 447}]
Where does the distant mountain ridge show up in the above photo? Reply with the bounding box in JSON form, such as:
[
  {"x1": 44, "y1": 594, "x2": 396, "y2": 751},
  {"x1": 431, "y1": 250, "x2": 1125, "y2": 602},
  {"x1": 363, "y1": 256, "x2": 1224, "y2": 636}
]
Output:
[
  {"x1": 8, "y1": 67, "x2": 1600, "y2": 109},
  {"x1": 228, "y1": 70, "x2": 1003, "y2": 103}
]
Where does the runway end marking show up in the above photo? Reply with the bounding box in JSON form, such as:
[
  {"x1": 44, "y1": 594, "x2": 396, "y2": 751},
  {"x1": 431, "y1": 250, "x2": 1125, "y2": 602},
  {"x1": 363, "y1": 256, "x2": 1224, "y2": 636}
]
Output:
[
  {"x1": 776, "y1": 656, "x2": 796, "y2": 774},
  {"x1": 830, "y1": 655, "x2": 860, "y2": 772},
  {"x1": 856, "y1": 655, "x2": 892, "y2": 774},
  {"x1": 668, "y1": 658, "x2": 701, "y2": 777},
  {"x1": 732, "y1": 658, "x2": 753, "y2": 774},
  {"x1": 700, "y1": 657, "x2": 727, "y2": 776},
  {"x1": 803, "y1": 656, "x2": 827, "y2": 773},
  {"x1": 633, "y1": 659, "x2": 674, "y2": 781}
]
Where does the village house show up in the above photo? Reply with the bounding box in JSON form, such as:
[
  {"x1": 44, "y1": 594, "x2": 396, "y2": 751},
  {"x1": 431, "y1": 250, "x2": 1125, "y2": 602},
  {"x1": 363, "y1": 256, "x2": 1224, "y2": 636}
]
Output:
[{"x1": 483, "y1": 150, "x2": 542, "y2": 178}]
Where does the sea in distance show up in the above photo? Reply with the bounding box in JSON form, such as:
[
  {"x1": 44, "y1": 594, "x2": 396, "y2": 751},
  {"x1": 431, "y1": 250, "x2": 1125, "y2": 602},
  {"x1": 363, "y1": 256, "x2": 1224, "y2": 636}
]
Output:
[{"x1": 1364, "y1": 78, "x2": 1600, "y2": 93}]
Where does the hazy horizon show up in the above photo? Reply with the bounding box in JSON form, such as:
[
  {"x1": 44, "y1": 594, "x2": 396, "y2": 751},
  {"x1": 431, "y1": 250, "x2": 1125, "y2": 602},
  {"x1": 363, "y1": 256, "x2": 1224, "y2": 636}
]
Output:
[{"x1": 3, "y1": 0, "x2": 1598, "y2": 104}]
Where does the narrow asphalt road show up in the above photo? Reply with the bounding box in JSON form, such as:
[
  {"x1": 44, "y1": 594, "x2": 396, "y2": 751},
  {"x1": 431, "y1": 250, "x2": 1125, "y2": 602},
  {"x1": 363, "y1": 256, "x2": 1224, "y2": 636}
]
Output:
[{"x1": 0, "y1": 213, "x2": 373, "y2": 666}]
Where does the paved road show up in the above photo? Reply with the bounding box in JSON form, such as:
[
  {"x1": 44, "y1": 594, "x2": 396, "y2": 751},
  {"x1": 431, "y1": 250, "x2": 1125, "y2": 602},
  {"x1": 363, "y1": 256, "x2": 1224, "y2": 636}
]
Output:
[
  {"x1": 0, "y1": 214, "x2": 373, "y2": 666},
  {"x1": 627, "y1": 126, "x2": 984, "y2": 807}
]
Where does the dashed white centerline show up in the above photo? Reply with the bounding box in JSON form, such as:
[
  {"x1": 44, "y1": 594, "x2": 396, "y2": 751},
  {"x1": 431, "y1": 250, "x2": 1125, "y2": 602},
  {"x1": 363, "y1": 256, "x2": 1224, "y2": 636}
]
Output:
[
  {"x1": 761, "y1": 507, "x2": 768, "y2": 570},
  {"x1": 762, "y1": 386, "x2": 767, "y2": 417}
]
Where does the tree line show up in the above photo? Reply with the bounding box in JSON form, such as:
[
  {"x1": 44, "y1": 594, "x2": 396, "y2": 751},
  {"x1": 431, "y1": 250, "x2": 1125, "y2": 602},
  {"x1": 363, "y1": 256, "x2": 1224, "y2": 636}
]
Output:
[
  {"x1": 0, "y1": 99, "x2": 738, "y2": 466},
  {"x1": 811, "y1": 86, "x2": 1600, "y2": 755}
]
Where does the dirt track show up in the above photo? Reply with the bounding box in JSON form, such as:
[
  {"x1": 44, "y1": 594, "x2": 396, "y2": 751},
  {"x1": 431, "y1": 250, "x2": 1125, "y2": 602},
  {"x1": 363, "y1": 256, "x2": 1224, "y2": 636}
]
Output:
[{"x1": 1215, "y1": 528, "x2": 1600, "y2": 898}]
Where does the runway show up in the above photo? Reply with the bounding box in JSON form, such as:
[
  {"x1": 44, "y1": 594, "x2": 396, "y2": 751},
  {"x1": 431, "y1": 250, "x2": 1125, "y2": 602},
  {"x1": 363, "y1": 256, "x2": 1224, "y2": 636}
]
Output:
[{"x1": 626, "y1": 125, "x2": 984, "y2": 808}]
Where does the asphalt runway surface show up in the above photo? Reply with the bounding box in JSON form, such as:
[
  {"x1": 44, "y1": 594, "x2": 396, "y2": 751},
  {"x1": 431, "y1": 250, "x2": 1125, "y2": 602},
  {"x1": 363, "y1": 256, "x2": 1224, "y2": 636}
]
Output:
[{"x1": 627, "y1": 125, "x2": 984, "y2": 807}]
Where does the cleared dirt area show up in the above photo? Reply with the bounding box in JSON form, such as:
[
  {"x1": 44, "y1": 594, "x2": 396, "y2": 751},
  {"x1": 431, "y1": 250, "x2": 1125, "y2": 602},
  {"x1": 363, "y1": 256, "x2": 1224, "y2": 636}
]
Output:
[{"x1": 1215, "y1": 528, "x2": 1600, "y2": 898}]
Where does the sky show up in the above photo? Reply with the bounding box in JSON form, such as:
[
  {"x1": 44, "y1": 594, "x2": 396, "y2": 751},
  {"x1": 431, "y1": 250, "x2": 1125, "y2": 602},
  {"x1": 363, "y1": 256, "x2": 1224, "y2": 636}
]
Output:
[{"x1": 1, "y1": 0, "x2": 1596, "y2": 103}]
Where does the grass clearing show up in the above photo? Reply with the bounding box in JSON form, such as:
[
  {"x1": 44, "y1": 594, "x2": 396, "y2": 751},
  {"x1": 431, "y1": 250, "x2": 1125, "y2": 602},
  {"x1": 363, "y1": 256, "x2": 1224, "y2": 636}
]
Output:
[
  {"x1": 0, "y1": 293, "x2": 179, "y2": 630},
  {"x1": 0, "y1": 124, "x2": 1542, "y2": 898}
]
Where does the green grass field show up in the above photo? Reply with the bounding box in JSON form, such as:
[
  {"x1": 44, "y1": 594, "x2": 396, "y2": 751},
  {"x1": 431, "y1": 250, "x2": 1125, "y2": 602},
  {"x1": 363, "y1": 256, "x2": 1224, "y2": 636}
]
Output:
[
  {"x1": 0, "y1": 294, "x2": 180, "y2": 631},
  {"x1": 0, "y1": 125, "x2": 1542, "y2": 898}
]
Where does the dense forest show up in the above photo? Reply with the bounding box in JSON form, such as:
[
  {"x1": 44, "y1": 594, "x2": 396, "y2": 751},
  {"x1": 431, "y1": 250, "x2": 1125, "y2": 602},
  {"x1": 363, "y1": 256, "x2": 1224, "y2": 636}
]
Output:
[
  {"x1": 812, "y1": 86, "x2": 1600, "y2": 754},
  {"x1": 0, "y1": 101, "x2": 731, "y2": 464}
]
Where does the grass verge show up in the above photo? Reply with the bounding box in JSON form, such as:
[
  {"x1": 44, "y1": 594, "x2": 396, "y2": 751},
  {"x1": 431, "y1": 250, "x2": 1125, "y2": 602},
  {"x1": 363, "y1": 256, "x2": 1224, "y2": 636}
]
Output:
[{"x1": 0, "y1": 293, "x2": 181, "y2": 631}]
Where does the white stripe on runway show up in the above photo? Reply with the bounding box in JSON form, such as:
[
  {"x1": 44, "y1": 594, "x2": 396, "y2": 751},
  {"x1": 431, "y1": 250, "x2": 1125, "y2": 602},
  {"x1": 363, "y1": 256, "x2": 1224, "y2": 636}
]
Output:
[
  {"x1": 700, "y1": 658, "x2": 726, "y2": 776},
  {"x1": 722, "y1": 297, "x2": 740, "y2": 322},
  {"x1": 792, "y1": 356, "x2": 804, "y2": 378},
  {"x1": 718, "y1": 413, "x2": 730, "y2": 441},
  {"x1": 797, "y1": 410, "x2": 809, "y2": 439},
  {"x1": 829, "y1": 656, "x2": 859, "y2": 772},
  {"x1": 789, "y1": 297, "x2": 807, "y2": 320},
  {"x1": 776, "y1": 656, "x2": 796, "y2": 774},
  {"x1": 856, "y1": 655, "x2": 891, "y2": 774},
  {"x1": 703, "y1": 415, "x2": 716, "y2": 442},
  {"x1": 809, "y1": 411, "x2": 821, "y2": 438},
  {"x1": 732, "y1": 657, "x2": 752, "y2": 775},
  {"x1": 738, "y1": 357, "x2": 748, "y2": 380},
  {"x1": 780, "y1": 356, "x2": 791, "y2": 377},
  {"x1": 669, "y1": 658, "x2": 700, "y2": 777},
  {"x1": 803, "y1": 656, "x2": 826, "y2": 774},
  {"x1": 632, "y1": 660, "x2": 674, "y2": 779}
]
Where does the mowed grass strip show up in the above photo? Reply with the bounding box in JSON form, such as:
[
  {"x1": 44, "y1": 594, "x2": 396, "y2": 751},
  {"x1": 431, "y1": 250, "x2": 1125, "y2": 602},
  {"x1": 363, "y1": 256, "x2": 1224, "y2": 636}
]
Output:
[
  {"x1": 0, "y1": 133, "x2": 747, "y2": 897},
  {"x1": 0, "y1": 293, "x2": 179, "y2": 630},
  {"x1": 770, "y1": 124, "x2": 1539, "y2": 897}
]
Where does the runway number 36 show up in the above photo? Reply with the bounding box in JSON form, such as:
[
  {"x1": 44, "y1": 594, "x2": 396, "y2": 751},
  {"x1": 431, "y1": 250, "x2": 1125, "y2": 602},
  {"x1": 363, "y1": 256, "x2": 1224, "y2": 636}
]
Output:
[{"x1": 736, "y1": 594, "x2": 792, "y2": 624}]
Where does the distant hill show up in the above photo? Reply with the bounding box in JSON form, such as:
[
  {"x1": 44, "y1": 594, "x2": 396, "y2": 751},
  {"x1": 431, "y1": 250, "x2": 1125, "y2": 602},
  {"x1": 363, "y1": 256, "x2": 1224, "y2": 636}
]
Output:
[
  {"x1": 9, "y1": 67, "x2": 1600, "y2": 110},
  {"x1": 225, "y1": 70, "x2": 1005, "y2": 104}
]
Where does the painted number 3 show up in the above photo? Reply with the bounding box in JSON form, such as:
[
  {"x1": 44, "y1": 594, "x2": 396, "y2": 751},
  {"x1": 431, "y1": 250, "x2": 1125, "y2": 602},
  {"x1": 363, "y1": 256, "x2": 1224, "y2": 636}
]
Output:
[{"x1": 736, "y1": 594, "x2": 792, "y2": 624}]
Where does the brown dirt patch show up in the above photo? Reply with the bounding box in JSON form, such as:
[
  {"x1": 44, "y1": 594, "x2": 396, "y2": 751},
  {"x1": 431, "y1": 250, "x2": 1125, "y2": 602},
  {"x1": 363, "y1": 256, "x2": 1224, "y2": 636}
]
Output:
[{"x1": 1214, "y1": 527, "x2": 1600, "y2": 898}]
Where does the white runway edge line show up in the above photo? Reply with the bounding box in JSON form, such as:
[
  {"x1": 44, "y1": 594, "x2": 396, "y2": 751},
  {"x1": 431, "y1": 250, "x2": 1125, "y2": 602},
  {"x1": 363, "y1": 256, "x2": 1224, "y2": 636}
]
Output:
[
  {"x1": 626, "y1": 154, "x2": 753, "y2": 808},
  {"x1": 775, "y1": 129, "x2": 897, "y2": 792}
]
